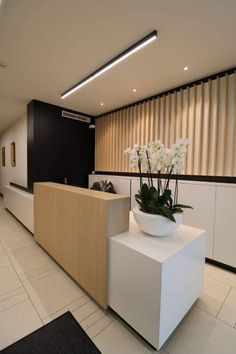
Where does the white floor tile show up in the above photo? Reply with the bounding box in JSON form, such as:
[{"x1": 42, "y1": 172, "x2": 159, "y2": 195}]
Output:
[
  {"x1": 0, "y1": 299, "x2": 42, "y2": 350},
  {"x1": 0, "y1": 199, "x2": 235, "y2": 354},
  {"x1": 0, "y1": 219, "x2": 11, "y2": 230},
  {"x1": 22, "y1": 266, "x2": 60, "y2": 286},
  {"x1": 217, "y1": 287, "x2": 236, "y2": 327},
  {"x1": 164, "y1": 307, "x2": 236, "y2": 354},
  {"x1": 24, "y1": 269, "x2": 85, "y2": 319},
  {"x1": 0, "y1": 264, "x2": 22, "y2": 296},
  {"x1": 93, "y1": 320, "x2": 167, "y2": 354},
  {"x1": 196, "y1": 275, "x2": 230, "y2": 316},
  {"x1": 43, "y1": 295, "x2": 90, "y2": 324},
  {"x1": 205, "y1": 263, "x2": 236, "y2": 288},
  {"x1": 80, "y1": 308, "x2": 108, "y2": 331},
  {"x1": 7, "y1": 242, "x2": 58, "y2": 281},
  {"x1": 72, "y1": 300, "x2": 100, "y2": 322},
  {"x1": 0, "y1": 217, "x2": 20, "y2": 231},
  {"x1": 0, "y1": 250, "x2": 10, "y2": 267},
  {"x1": 0, "y1": 228, "x2": 34, "y2": 250},
  {"x1": 86, "y1": 311, "x2": 115, "y2": 338},
  {"x1": 0, "y1": 290, "x2": 28, "y2": 312},
  {"x1": 7, "y1": 242, "x2": 40, "y2": 256},
  {"x1": 0, "y1": 287, "x2": 24, "y2": 302}
]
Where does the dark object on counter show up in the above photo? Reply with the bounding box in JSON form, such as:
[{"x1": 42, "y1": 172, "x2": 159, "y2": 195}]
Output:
[{"x1": 91, "y1": 179, "x2": 116, "y2": 193}]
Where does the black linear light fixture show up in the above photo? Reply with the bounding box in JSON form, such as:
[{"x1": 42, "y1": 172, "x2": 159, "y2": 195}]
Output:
[{"x1": 61, "y1": 30, "x2": 158, "y2": 99}]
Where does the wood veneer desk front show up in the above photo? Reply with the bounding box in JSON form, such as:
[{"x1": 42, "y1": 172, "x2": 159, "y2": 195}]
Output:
[{"x1": 34, "y1": 182, "x2": 130, "y2": 308}]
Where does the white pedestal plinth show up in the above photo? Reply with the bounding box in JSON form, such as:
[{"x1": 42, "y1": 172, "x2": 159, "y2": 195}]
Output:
[{"x1": 108, "y1": 214, "x2": 206, "y2": 350}]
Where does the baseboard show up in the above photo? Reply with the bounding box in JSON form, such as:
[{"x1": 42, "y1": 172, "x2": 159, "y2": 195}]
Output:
[
  {"x1": 95, "y1": 171, "x2": 236, "y2": 184},
  {"x1": 206, "y1": 257, "x2": 236, "y2": 273}
]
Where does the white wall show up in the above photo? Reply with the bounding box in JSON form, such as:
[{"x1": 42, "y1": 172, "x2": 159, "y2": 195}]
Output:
[{"x1": 0, "y1": 115, "x2": 28, "y2": 194}]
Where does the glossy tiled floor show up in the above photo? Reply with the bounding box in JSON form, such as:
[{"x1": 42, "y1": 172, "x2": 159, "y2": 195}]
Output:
[{"x1": 0, "y1": 200, "x2": 236, "y2": 353}]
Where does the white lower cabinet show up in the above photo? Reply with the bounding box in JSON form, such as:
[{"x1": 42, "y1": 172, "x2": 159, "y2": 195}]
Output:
[
  {"x1": 214, "y1": 187, "x2": 236, "y2": 268},
  {"x1": 3, "y1": 185, "x2": 34, "y2": 233},
  {"x1": 89, "y1": 175, "x2": 236, "y2": 269},
  {"x1": 178, "y1": 182, "x2": 215, "y2": 259}
]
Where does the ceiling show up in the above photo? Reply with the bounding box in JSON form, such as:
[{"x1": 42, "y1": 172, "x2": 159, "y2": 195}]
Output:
[{"x1": 0, "y1": 0, "x2": 236, "y2": 131}]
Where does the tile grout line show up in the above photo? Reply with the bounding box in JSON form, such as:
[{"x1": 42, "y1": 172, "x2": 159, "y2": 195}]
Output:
[
  {"x1": 205, "y1": 267, "x2": 236, "y2": 288},
  {"x1": 216, "y1": 286, "x2": 232, "y2": 318},
  {"x1": 2, "y1": 242, "x2": 35, "y2": 253},
  {"x1": 5, "y1": 248, "x2": 60, "y2": 284},
  {"x1": 196, "y1": 305, "x2": 236, "y2": 330},
  {"x1": 1, "y1": 212, "x2": 98, "y2": 326},
  {"x1": 3, "y1": 241, "x2": 36, "y2": 254},
  {"x1": 80, "y1": 312, "x2": 107, "y2": 330},
  {"x1": 0, "y1": 262, "x2": 13, "y2": 271},
  {"x1": 21, "y1": 267, "x2": 60, "y2": 285},
  {"x1": 3, "y1": 242, "x2": 91, "y2": 325},
  {"x1": 91, "y1": 318, "x2": 116, "y2": 339},
  {"x1": 204, "y1": 273, "x2": 234, "y2": 288},
  {"x1": 0, "y1": 288, "x2": 25, "y2": 303},
  {"x1": 216, "y1": 316, "x2": 236, "y2": 329},
  {"x1": 0, "y1": 285, "x2": 23, "y2": 298},
  {"x1": 0, "y1": 262, "x2": 11, "y2": 269},
  {"x1": 76, "y1": 308, "x2": 104, "y2": 325},
  {"x1": 0, "y1": 298, "x2": 29, "y2": 313},
  {"x1": 42, "y1": 294, "x2": 89, "y2": 321},
  {"x1": 3, "y1": 247, "x2": 44, "y2": 325}
]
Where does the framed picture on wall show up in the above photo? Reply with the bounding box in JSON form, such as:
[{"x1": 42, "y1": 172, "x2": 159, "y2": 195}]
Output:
[
  {"x1": 10, "y1": 142, "x2": 16, "y2": 167},
  {"x1": 1, "y1": 146, "x2": 5, "y2": 167}
]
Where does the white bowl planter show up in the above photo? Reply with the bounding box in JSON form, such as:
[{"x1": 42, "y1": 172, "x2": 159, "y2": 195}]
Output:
[{"x1": 133, "y1": 206, "x2": 183, "y2": 237}]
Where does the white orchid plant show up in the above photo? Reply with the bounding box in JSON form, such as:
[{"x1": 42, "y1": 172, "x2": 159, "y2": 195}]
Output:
[{"x1": 124, "y1": 138, "x2": 192, "y2": 222}]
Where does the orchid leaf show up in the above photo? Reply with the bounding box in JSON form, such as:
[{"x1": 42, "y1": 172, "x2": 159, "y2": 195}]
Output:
[
  {"x1": 173, "y1": 204, "x2": 193, "y2": 209},
  {"x1": 158, "y1": 206, "x2": 176, "y2": 222}
]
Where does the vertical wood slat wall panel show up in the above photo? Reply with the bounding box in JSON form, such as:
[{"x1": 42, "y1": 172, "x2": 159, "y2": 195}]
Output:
[
  {"x1": 187, "y1": 86, "x2": 195, "y2": 174},
  {"x1": 159, "y1": 97, "x2": 164, "y2": 142},
  {"x1": 234, "y1": 73, "x2": 236, "y2": 175},
  {"x1": 201, "y1": 81, "x2": 210, "y2": 175},
  {"x1": 194, "y1": 84, "x2": 203, "y2": 175},
  {"x1": 182, "y1": 88, "x2": 189, "y2": 174},
  {"x1": 209, "y1": 79, "x2": 219, "y2": 175},
  {"x1": 217, "y1": 76, "x2": 227, "y2": 176},
  {"x1": 95, "y1": 72, "x2": 236, "y2": 176},
  {"x1": 176, "y1": 90, "x2": 182, "y2": 141},
  {"x1": 232, "y1": 73, "x2": 236, "y2": 175}
]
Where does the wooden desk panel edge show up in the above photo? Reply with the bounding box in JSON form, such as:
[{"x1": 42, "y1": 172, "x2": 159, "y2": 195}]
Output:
[{"x1": 34, "y1": 182, "x2": 130, "y2": 308}]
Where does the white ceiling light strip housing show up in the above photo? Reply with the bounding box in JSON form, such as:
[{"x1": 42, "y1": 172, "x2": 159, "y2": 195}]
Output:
[{"x1": 61, "y1": 30, "x2": 158, "y2": 99}]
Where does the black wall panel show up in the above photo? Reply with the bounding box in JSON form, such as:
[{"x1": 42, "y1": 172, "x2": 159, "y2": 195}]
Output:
[{"x1": 27, "y1": 100, "x2": 94, "y2": 192}]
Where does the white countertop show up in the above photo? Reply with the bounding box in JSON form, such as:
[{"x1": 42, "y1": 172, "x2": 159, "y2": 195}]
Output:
[{"x1": 110, "y1": 212, "x2": 206, "y2": 263}]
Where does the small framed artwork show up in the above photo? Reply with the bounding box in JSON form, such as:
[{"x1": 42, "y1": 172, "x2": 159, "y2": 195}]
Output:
[
  {"x1": 10, "y1": 142, "x2": 16, "y2": 167},
  {"x1": 1, "y1": 146, "x2": 5, "y2": 167}
]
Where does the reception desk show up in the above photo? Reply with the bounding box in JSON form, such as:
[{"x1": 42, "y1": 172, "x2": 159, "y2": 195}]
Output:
[
  {"x1": 34, "y1": 182, "x2": 206, "y2": 349},
  {"x1": 34, "y1": 182, "x2": 130, "y2": 308}
]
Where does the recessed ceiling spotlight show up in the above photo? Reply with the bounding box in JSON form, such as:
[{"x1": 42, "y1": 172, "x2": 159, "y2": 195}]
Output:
[
  {"x1": 184, "y1": 66, "x2": 189, "y2": 71},
  {"x1": 132, "y1": 88, "x2": 137, "y2": 92},
  {"x1": 0, "y1": 61, "x2": 7, "y2": 69},
  {"x1": 100, "y1": 102, "x2": 104, "y2": 106},
  {"x1": 61, "y1": 30, "x2": 158, "y2": 99}
]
